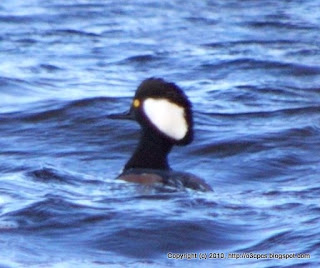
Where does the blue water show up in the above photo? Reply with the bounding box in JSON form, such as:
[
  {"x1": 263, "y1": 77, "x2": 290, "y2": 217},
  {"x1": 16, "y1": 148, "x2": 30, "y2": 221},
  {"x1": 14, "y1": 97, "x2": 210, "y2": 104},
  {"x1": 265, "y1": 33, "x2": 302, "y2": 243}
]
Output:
[{"x1": 1, "y1": 0, "x2": 320, "y2": 267}]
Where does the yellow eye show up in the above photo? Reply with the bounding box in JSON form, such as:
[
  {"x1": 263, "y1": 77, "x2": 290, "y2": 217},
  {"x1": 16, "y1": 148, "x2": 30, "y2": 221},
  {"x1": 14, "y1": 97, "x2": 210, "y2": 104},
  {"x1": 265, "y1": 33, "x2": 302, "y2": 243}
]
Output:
[{"x1": 133, "y1": 99, "x2": 140, "y2": 108}]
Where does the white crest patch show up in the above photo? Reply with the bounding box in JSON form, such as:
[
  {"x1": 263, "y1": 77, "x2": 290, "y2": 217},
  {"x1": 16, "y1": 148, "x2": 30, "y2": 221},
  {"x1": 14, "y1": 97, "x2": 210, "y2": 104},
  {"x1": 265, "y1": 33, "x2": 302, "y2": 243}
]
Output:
[{"x1": 143, "y1": 98, "x2": 188, "y2": 140}]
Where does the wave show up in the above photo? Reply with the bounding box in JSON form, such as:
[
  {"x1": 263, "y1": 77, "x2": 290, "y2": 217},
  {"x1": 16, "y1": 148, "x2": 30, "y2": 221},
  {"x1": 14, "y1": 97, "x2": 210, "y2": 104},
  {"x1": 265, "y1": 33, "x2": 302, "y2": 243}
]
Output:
[{"x1": 200, "y1": 58, "x2": 320, "y2": 76}]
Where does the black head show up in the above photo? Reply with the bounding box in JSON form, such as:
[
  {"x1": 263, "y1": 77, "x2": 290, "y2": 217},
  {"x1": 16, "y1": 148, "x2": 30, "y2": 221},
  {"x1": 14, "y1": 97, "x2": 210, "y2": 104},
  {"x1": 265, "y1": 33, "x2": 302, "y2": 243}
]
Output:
[{"x1": 110, "y1": 78, "x2": 194, "y2": 146}]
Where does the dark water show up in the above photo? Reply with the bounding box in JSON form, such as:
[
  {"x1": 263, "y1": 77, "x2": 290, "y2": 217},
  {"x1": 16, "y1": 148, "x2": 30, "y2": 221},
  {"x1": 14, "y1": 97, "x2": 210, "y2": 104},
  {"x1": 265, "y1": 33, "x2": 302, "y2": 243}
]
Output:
[{"x1": 1, "y1": 0, "x2": 320, "y2": 267}]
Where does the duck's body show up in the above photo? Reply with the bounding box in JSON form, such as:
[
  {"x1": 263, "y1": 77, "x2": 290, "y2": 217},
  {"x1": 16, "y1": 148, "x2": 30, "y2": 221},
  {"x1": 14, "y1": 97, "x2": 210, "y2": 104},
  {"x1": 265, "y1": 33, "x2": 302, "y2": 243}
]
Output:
[
  {"x1": 119, "y1": 168, "x2": 212, "y2": 192},
  {"x1": 109, "y1": 78, "x2": 212, "y2": 192}
]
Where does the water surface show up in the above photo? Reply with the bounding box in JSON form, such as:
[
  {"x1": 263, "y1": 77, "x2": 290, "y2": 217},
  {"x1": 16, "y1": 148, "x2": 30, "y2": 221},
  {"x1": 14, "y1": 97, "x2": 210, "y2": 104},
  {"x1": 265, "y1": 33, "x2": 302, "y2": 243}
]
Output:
[{"x1": 0, "y1": 0, "x2": 320, "y2": 267}]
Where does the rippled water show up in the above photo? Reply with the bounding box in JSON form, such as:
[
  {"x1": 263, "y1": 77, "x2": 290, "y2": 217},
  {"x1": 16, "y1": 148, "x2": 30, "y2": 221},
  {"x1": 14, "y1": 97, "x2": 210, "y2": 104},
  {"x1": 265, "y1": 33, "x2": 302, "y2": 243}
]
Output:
[{"x1": 1, "y1": 0, "x2": 320, "y2": 267}]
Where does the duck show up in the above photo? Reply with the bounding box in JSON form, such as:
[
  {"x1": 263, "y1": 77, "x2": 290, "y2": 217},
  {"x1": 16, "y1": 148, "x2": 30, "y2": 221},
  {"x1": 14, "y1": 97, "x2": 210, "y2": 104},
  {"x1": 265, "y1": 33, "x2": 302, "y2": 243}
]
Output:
[{"x1": 109, "y1": 78, "x2": 212, "y2": 192}]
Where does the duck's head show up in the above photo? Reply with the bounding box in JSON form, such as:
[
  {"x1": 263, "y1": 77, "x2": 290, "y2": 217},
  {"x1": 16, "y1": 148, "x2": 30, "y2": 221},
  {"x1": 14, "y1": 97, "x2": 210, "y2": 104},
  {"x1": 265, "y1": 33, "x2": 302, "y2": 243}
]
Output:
[{"x1": 110, "y1": 78, "x2": 193, "y2": 146}]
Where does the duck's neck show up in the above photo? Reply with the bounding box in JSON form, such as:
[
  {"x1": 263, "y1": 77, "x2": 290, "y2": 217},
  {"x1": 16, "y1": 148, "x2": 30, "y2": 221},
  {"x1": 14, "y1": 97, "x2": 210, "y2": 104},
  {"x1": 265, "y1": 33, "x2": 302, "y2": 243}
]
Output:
[{"x1": 124, "y1": 129, "x2": 173, "y2": 170}]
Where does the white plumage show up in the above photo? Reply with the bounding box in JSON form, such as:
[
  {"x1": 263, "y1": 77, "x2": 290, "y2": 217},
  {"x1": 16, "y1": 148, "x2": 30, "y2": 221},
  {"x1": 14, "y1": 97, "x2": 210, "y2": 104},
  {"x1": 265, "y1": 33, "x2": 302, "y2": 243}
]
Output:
[{"x1": 143, "y1": 98, "x2": 187, "y2": 140}]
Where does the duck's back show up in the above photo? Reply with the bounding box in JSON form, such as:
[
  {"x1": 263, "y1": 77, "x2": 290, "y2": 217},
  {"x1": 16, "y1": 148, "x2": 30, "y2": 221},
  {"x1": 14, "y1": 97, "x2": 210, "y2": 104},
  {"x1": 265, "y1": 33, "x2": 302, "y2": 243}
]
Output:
[{"x1": 118, "y1": 168, "x2": 213, "y2": 192}]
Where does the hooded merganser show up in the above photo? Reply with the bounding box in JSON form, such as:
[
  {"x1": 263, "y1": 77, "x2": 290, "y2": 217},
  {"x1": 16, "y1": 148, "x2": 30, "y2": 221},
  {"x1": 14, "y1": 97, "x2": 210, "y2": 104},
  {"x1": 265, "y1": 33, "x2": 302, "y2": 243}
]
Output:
[{"x1": 109, "y1": 78, "x2": 212, "y2": 192}]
